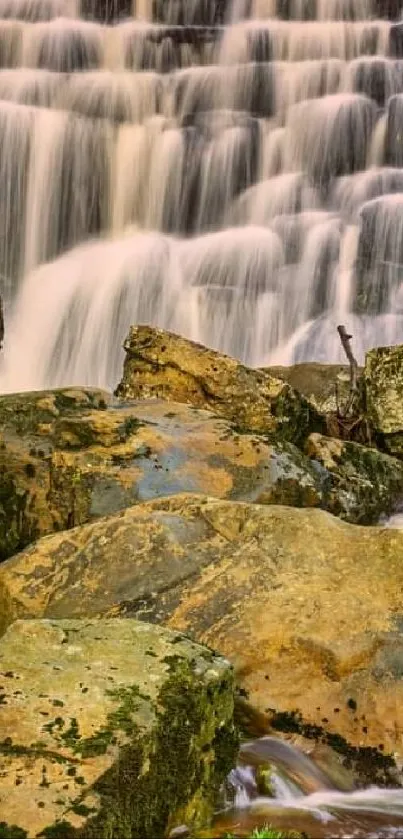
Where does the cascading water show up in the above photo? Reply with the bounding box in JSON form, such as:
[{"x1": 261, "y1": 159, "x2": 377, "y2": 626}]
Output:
[
  {"x1": 1, "y1": 0, "x2": 403, "y2": 389},
  {"x1": 209, "y1": 737, "x2": 403, "y2": 838}
]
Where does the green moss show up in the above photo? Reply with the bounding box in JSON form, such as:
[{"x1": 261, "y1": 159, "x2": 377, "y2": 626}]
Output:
[
  {"x1": 119, "y1": 417, "x2": 143, "y2": 440},
  {"x1": 0, "y1": 474, "x2": 39, "y2": 562},
  {"x1": 43, "y1": 717, "x2": 66, "y2": 737},
  {"x1": 60, "y1": 719, "x2": 80, "y2": 748},
  {"x1": 48, "y1": 464, "x2": 92, "y2": 530},
  {"x1": 223, "y1": 828, "x2": 305, "y2": 839},
  {"x1": 58, "y1": 660, "x2": 238, "y2": 839},
  {"x1": 333, "y1": 440, "x2": 403, "y2": 524},
  {"x1": 0, "y1": 824, "x2": 28, "y2": 839},
  {"x1": 70, "y1": 804, "x2": 96, "y2": 818},
  {"x1": 270, "y1": 388, "x2": 323, "y2": 448},
  {"x1": 70, "y1": 686, "x2": 141, "y2": 758},
  {"x1": 0, "y1": 394, "x2": 56, "y2": 436},
  {"x1": 0, "y1": 740, "x2": 78, "y2": 766},
  {"x1": 38, "y1": 821, "x2": 76, "y2": 838}
]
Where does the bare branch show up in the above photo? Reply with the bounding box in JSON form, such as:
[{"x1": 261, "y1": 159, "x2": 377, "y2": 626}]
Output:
[
  {"x1": 337, "y1": 324, "x2": 359, "y2": 419},
  {"x1": 0, "y1": 294, "x2": 3, "y2": 352},
  {"x1": 337, "y1": 324, "x2": 358, "y2": 393}
]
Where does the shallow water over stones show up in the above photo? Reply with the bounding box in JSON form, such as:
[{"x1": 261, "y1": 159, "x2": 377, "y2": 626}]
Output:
[{"x1": 204, "y1": 737, "x2": 403, "y2": 838}]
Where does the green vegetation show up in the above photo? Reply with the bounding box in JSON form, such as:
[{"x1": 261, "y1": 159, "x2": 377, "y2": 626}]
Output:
[{"x1": 224, "y1": 827, "x2": 304, "y2": 839}]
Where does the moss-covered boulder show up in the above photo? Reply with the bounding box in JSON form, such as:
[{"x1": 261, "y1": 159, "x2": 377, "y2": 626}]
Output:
[
  {"x1": 305, "y1": 433, "x2": 403, "y2": 523},
  {"x1": 0, "y1": 388, "x2": 112, "y2": 561},
  {"x1": 0, "y1": 617, "x2": 237, "y2": 839},
  {"x1": 115, "y1": 326, "x2": 322, "y2": 446},
  {"x1": 4, "y1": 495, "x2": 403, "y2": 760},
  {"x1": 365, "y1": 344, "x2": 403, "y2": 456},
  {"x1": 0, "y1": 387, "x2": 329, "y2": 562}
]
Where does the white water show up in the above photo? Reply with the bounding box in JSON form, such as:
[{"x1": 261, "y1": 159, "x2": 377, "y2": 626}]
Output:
[
  {"x1": 232, "y1": 765, "x2": 403, "y2": 816},
  {"x1": 219, "y1": 743, "x2": 403, "y2": 837},
  {"x1": 0, "y1": 0, "x2": 403, "y2": 389}
]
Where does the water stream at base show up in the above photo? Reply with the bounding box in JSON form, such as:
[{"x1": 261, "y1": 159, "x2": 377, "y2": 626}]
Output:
[{"x1": 204, "y1": 737, "x2": 403, "y2": 838}]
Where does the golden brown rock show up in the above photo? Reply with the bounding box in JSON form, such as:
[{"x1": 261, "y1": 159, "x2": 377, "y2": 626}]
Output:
[
  {"x1": 3, "y1": 495, "x2": 403, "y2": 758},
  {"x1": 365, "y1": 344, "x2": 403, "y2": 457},
  {"x1": 115, "y1": 325, "x2": 321, "y2": 445},
  {"x1": 0, "y1": 387, "x2": 328, "y2": 561}
]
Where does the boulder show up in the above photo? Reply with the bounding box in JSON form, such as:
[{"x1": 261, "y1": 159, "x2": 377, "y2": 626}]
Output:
[
  {"x1": 0, "y1": 617, "x2": 236, "y2": 839},
  {"x1": 265, "y1": 363, "x2": 358, "y2": 415},
  {"x1": 365, "y1": 344, "x2": 403, "y2": 457},
  {"x1": 0, "y1": 387, "x2": 329, "y2": 562},
  {"x1": 115, "y1": 326, "x2": 322, "y2": 446},
  {"x1": 3, "y1": 495, "x2": 403, "y2": 761},
  {"x1": 0, "y1": 387, "x2": 112, "y2": 561},
  {"x1": 305, "y1": 432, "x2": 403, "y2": 524}
]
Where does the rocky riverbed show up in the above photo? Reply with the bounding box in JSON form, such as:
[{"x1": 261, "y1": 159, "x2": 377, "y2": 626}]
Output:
[{"x1": 2, "y1": 326, "x2": 403, "y2": 838}]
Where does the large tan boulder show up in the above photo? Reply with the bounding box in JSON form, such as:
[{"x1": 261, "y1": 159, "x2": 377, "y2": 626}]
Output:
[
  {"x1": 3, "y1": 495, "x2": 403, "y2": 760},
  {"x1": 115, "y1": 325, "x2": 322, "y2": 445},
  {"x1": 0, "y1": 617, "x2": 236, "y2": 839}
]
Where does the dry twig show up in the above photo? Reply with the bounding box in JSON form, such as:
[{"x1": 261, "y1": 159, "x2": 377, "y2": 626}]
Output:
[{"x1": 336, "y1": 324, "x2": 359, "y2": 418}]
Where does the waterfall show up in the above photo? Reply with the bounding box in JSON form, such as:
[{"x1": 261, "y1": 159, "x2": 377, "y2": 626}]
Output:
[{"x1": 1, "y1": 0, "x2": 403, "y2": 390}]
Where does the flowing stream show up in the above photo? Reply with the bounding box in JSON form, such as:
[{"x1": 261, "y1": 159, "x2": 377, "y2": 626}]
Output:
[
  {"x1": 205, "y1": 737, "x2": 403, "y2": 838},
  {"x1": 1, "y1": 0, "x2": 403, "y2": 388}
]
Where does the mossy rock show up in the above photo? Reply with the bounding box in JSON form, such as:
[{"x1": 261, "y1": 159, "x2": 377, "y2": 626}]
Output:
[
  {"x1": 0, "y1": 618, "x2": 237, "y2": 838},
  {"x1": 305, "y1": 433, "x2": 403, "y2": 524},
  {"x1": 115, "y1": 326, "x2": 323, "y2": 446},
  {"x1": 0, "y1": 388, "x2": 112, "y2": 562},
  {"x1": 0, "y1": 387, "x2": 326, "y2": 563},
  {"x1": 365, "y1": 344, "x2": 403, "y2": 456},
  {"x1": 1, "y1": 384, "x2": 375, "y2": 566}
]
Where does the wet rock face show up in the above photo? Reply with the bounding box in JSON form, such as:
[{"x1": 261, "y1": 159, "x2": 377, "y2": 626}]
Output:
[
  {"x1": 385, "y1": 94, "x2": 403, "y2": 167},
  {"x1": 0, "y1": 385, "x2": 328, "y2": 562},
  {"x1": 0, "y1": 617, "x2": 237, "y2": 839},
  {"x1": 354, "y1": 194, "x2": 403, "y2": 315},
  {"x1": 115, "y1": 325, "x2": 322, "y2": 446},
  {"x1": 80, "y1": 0, "x2": 132, "y2": 22},
  {"x1": 290, "y1": 94, "x2": 377, "y2": 190},
  {"x1": 0, "y1": 387, "x2": 112, "y2": 562},
  {"x1": 4, "y1": 496, "x2": 403, "y2": 761},
  {"x1": 305, "y1": 432, "x2": 403, "y2": 524},
  {"x1": 264, "y1": 363, "x2": 357, "y2": 416},
  {"x1": 365, "y1": 344, "x2": 403, "y2": 456}
]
